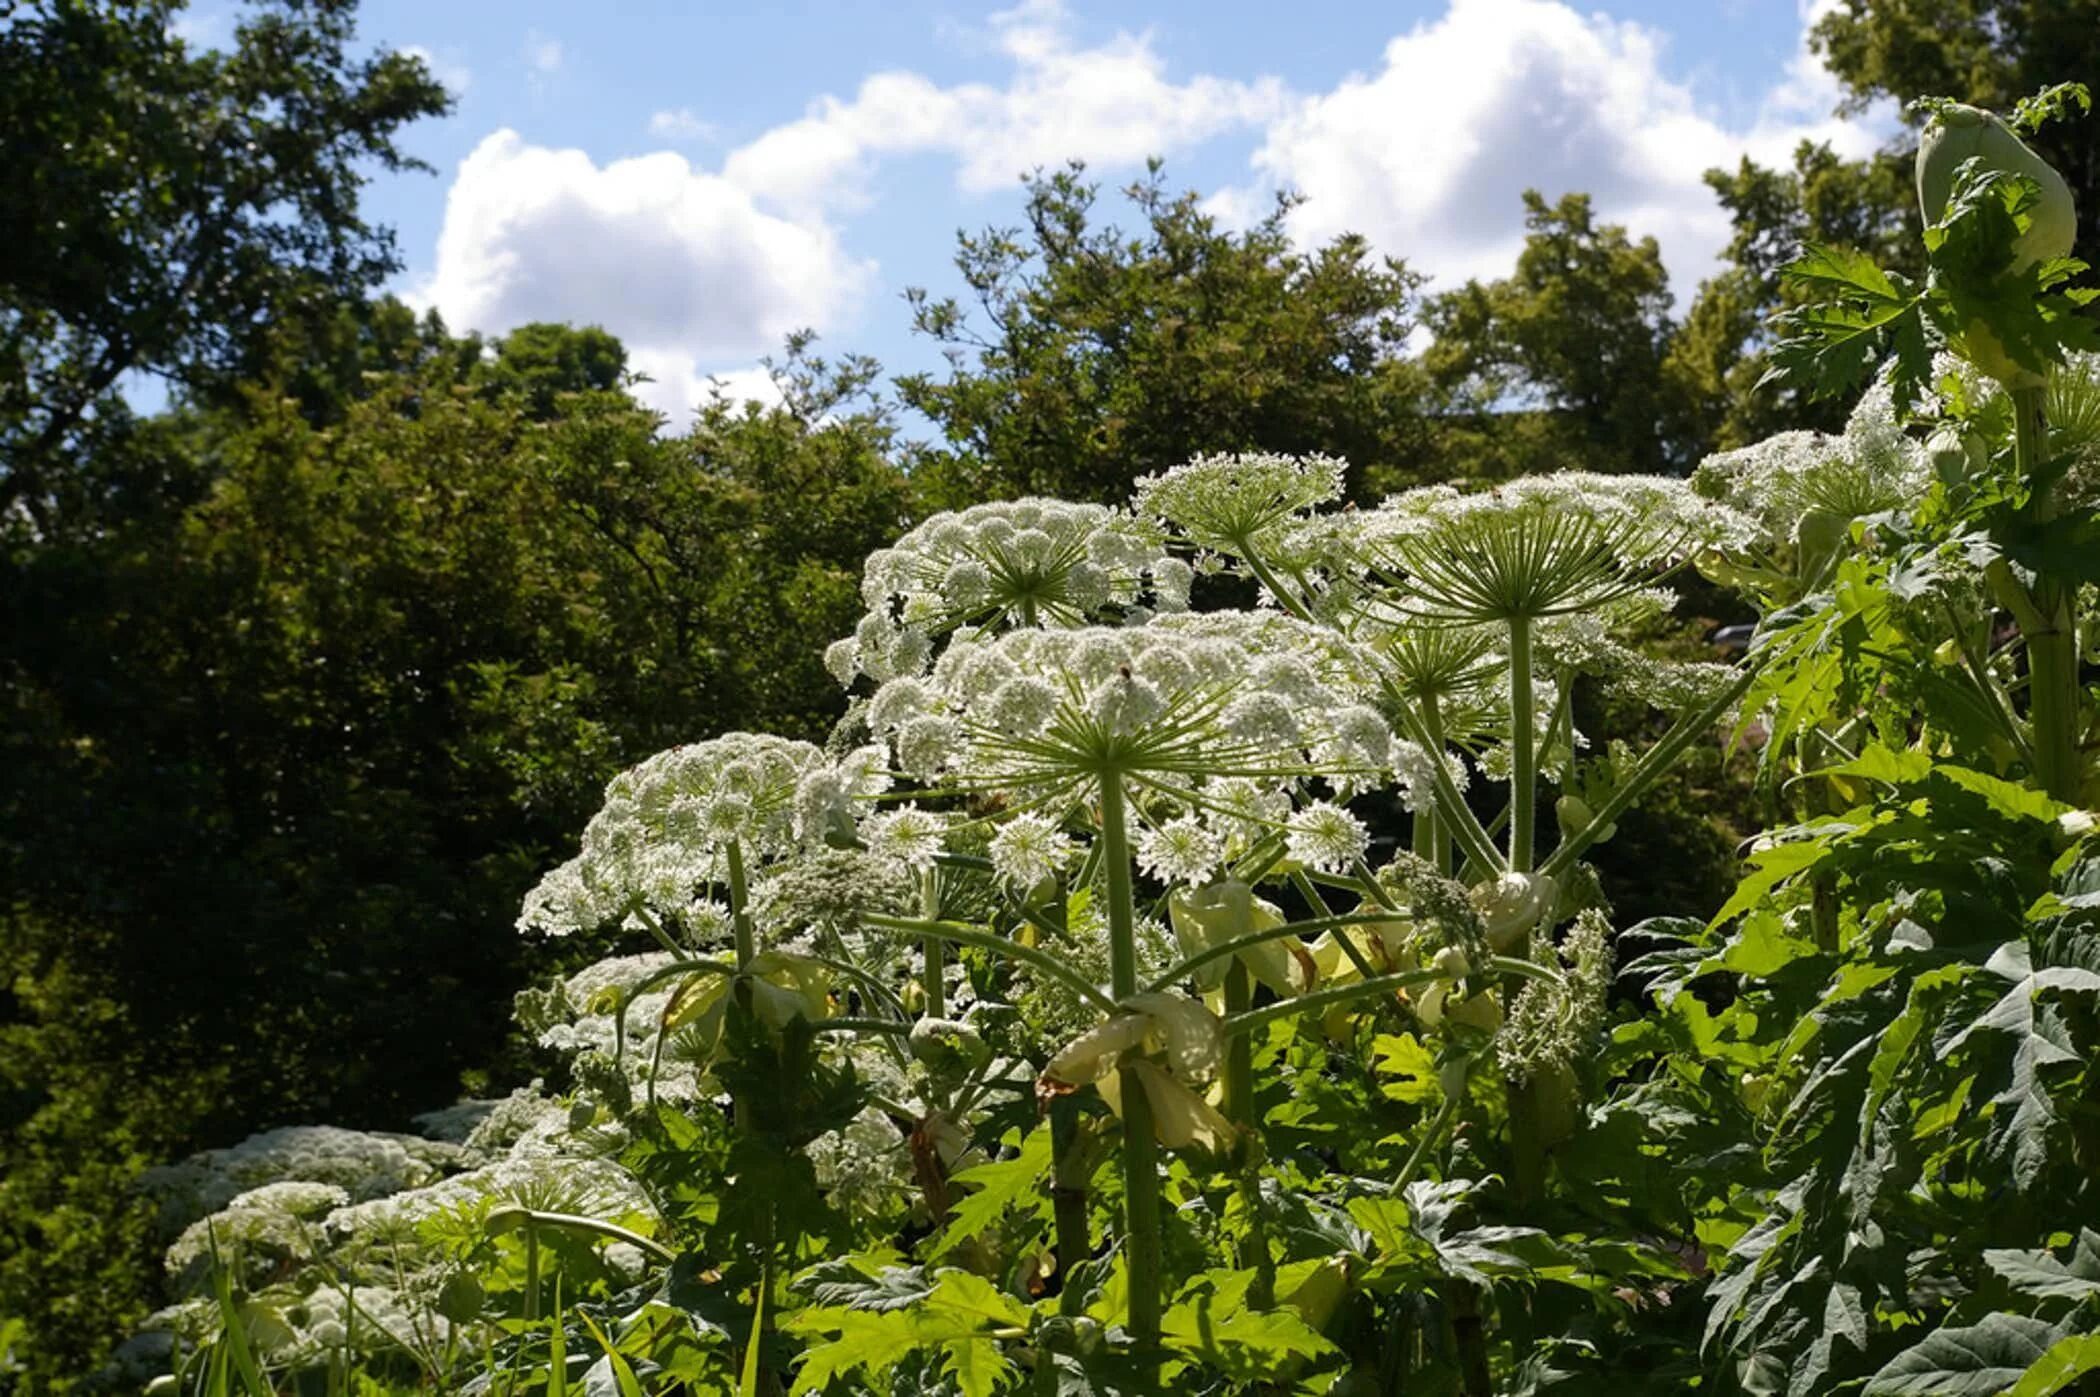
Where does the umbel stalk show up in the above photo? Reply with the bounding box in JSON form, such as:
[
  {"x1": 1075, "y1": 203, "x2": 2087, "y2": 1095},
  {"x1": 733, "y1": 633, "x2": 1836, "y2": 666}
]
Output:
[{"x1": 1096, "y1": 773, "x2": 1163, "y2": 1358}]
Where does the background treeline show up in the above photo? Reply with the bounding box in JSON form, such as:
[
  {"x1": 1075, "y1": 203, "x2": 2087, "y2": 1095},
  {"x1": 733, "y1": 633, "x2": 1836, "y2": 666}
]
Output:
[{"x1": 1, "y1": 0, "x2": 2088, "y2": 1385}]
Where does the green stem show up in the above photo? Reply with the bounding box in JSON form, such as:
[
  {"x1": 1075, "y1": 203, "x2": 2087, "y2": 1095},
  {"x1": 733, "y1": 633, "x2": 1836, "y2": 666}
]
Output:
[
  {"x1": 483, "y1": 1206, "x2": 676, "y2": 1263},
  {"x1": 1938, "y1": 593, "x2": 2034, "y2": 767},
  {"x1": 726, "y1": 840, "x2": 755, "y2": 973},
  {"x1": 1538, "y1": 662, "x2": 1759, "y2": 883},
  {"x1": 1502, "y1": 608, "x2": 1548, "y2": 1205},
  {"x1": 919, "y1": 867, "x2": 946, "y2": 1018},
  {"x1": 1391, "y1": 694, "x2": 1502, "y2": 873},
  {"x1": 2016, "y1": 386, "x2": 2083, "y2": 803},
  {"x1": 1098, "y1": 774, "x2": 1162, "y2": 1359},
  {"x1": 1507, "y1": 1071, "x2": 1549, "y2": 1208},
  {"x1": 861, "y1": 914, "x2": 1118, "y2": 1015},
  {"x1": 1048, "y1": 1097, "x2": 1092, "y2": 1283},
  {"x1": 1241, "y1": 549, "x2": 1314, "y2": 622},
  {"x1": 1393, "y1": 1092, "x2": 1459, "y2": 1198},
  {"x1": 1423, "y1": 695, "x2": 1452, "y2": 874},
  {"x1": 1446, "y1": 1281, "x2": 1493, "y2": 1397},
  {"x1": 1508, "y1": 613, "x2": 1537, "y2": 873},
  {"x1": 722, "y1": 839, "x2": 781, "y2": 1393},
  {"x1": 523, "y1": 1225, "x2": 540, "y2": 1324},
  {"x1": 1221, "y1": 961, "x2": 1255, "y2": 1127},
  {"x1": 1221, "y1": 961, "x2": 1273, "y2": 1305}
]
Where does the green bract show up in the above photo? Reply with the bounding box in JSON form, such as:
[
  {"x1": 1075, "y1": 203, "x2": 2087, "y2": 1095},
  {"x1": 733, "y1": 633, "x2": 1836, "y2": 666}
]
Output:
[{"x1": 1917, "y1": 101, "x2": 2076, "y2": 271}]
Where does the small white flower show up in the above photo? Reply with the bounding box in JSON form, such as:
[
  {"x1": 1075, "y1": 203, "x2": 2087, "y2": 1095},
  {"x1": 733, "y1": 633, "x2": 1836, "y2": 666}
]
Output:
[
  {"x1": 1137, "y1": 816, "x2": 1224, "y2": 886},
  {"x1": 988, "y1": 677, "x2": 1059, "y2": 737},
  {"x1": 863, "y1": 806, "x2": 947, "y2": 870},
  {"x1": 823, "y1": 638, "x2": 860, "y2": 688},
  {"x1": 990, "y1": 812, "x2": 1078, "y2": 890},
  {"x1": 1225, "y1": 691, "x2": 1301, "y2": 748},
  {"x1": 1287, "y1": 803, "x2": 1369, "y2": 874},
  {"x1": 1090, "y1": 674, "x2": 1165, "y2": 734},
  {"x1": 895, "y1": 714, "x2": 964, "y2": 780}
]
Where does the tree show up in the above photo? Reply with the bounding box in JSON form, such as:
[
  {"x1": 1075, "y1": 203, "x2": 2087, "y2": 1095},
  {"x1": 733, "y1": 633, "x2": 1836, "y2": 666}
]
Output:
[
  {"x1": 899, "y1": 163, "x2": 1434, "y2": 506},
  {"x1": 0, "y1": 0, "x2": 450, "y2": 537},
  {"x1": 1421, "y1": 191, "x2": 1683, "y2": 476},
  {"x1": 481, "y1": 322, "x2": 628, "y2": 420},
  {"x1": 0, "y1": 331, "x2": 915, "y2": 1382}
]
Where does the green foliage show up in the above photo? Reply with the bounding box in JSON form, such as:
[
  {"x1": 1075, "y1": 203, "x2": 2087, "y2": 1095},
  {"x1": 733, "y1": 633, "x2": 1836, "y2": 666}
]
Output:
[
  {"x1": 1423, "y1": 192, "x2": 1687, "y2": 475},
  {"x1": 898, "y1": 163, "x2": 1434, "y2": 505},
  {"x1": 0, "y1": 0, "x2": 451, "y2": 537},
  {"x1": 1672, "y1": 142, "x2": 1920, "y2": 450},
  {"x1": 0, "y1": 334, "x2": 913, "y2": 1384}
]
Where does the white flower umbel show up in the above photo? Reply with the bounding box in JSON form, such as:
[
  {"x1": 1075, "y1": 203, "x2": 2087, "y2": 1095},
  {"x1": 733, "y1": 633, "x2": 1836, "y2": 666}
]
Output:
[
  {"x1": 1136, "y1": 815, "x2": 1224, "y2": 886},
  {"x1": 1132, "y1": 451, "x2": 1347, "y2": 556},
  {"x1": 1354, "y1": 476, "x2": 1749, "y2": 875},
  {"x1": 1286, "y1": 802, "x2": 1371, "y2": 874},
  {"x1": 988, "y1": 811, "x2": 1079, "y2": 891},
  {"x1": 831, "y1": 499, "x2": 1189, "y2": 686},
  {"x1": 517, "y1": 734, "x2": 887, "y2": 941},
  {"x1": 1692, "y1": 380, "x2": 1925, "y2": 555},
  {"x1": 1132, "y1": 452, "x2": 1349, "y2": 615},
  {"x1": 1364, "y1": 474, "x2": 1749, "y2": 626},
  {"x1": 863, "y1": 608, "x2": 1407, "y2": 1353}
]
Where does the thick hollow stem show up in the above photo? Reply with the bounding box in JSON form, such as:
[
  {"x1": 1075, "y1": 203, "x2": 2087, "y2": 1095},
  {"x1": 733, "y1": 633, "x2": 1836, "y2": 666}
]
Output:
[
  {"x1": 1241, "y1": 549, "x2": 1314, "y2": 622},
  {"x1": 1222, "y1": 960, "x2": 1255, "y2": 1126},
  {"x1": 1391, "y1": 691, "x2": 1502, "y2": 874},
  {"x1": 1507, "y1": 614, "x2": 1537, "y2": 873},
  {"x1": 1048, "y1": 1097, "x2": 1092, "y2": 1281},
  {"x1": 1446, "y1": 1280, "x2": 1494, "y2": 1397},
  {"x1": 726, "y1": 840, "x2": 755, "y2": 973},
  {"x1": 1220, "y1": 960, "x2": 1272, "y2": 1301},
  {"x1": 1097, "y1": 774, "x2": 1163, "y2": 1356},
  {"x1": 1507, "y1": 1072, "x2": 1550, "y2": 1208},
  {"x1": 919, "y1": 867, "x2": 946, "y2": 1018},
  {"x1": 1421, "y1": 695, "x2": 1452, "y2": 875},
  {"x1": 2016, "y1": 387, "x2": 2083, "y2": 803}
]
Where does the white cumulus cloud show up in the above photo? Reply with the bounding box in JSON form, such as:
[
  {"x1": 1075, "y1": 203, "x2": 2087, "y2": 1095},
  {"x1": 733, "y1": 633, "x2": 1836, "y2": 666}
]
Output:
[
  {"x1": 412, "y1": 130, "x2": 871, "y2": 420},
  {"x1": 1232, "y1": 0, "x2": 1894, "y2": 296},
  {"x1": 722, "y1": 0, "x2": 1286, "y2": 214},
  {"x1": 626, "y1": 354, "x2": 786, "y2": 424},
  {"x1": 648, "y1": 107, "x2": 718, "y2": 142}
]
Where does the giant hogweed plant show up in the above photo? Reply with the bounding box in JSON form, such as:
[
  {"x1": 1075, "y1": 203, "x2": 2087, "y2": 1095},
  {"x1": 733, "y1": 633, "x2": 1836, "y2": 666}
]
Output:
[
  {"x1": 124, "y1": 84, "x2": 2100, "y2": 1397},
  {"x1": 123, "y1": 466, "x2": 1762, "y2": 1395},
  {"x1": 1606, "y1": 87, "x2": 2100, "y2": 1395}
]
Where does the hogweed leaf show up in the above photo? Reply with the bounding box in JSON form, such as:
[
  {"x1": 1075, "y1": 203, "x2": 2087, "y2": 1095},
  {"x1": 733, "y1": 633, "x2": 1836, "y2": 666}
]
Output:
[
  {"x1": 1863, "y1": 1313, "x2": 2063, "y2": 1396},
  {"x1": 929, "y1": 1125, "x2": 1054, "y2": 1261},
  {"x1": 2005, "y1": 1333, "x2": 2100, "y2": 1397}
]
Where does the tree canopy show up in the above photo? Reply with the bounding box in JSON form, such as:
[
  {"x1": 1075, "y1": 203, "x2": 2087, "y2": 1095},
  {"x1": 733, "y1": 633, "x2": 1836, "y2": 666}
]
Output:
[
  {"x1": 0, "y1": 0, "x2": 450, "y2": 539},
  {"x1": 899, "y1": 164, "x2": 1434, "y2": 505}
]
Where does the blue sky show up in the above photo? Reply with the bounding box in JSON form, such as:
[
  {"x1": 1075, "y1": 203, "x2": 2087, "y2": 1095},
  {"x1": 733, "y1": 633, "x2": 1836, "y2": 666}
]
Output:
[{"x1": 183, "y1": 1, "x2": 1893, "y2": 422}]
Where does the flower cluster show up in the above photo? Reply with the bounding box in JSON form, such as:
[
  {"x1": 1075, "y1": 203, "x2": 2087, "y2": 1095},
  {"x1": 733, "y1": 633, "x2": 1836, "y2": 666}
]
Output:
[
  {"x1": 517, "y1": 734, "x2": 890, "y2": 939},
  {"x1": 1349, "y1": 474, "x2": 1751, "y2": 626},
  {"x1": 1496, "y1": 909, "x2": 1613, "y2": 1084},
  {"x1": 140, "y1": 1126, "x2": 460, "y2": 1235},
  {"x1": 1131, "y1": 451, "x2": 1347, "y2": 554},
  {"x1": 863, "y1": 612, "x2": 1407, "y2": 804},
  {"x1": 1692, "y1": 380, "x2": 1926, "y2": 548},
  {"x1": 828, "y1": 499, "x2": 1190, "y2": 686}
]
